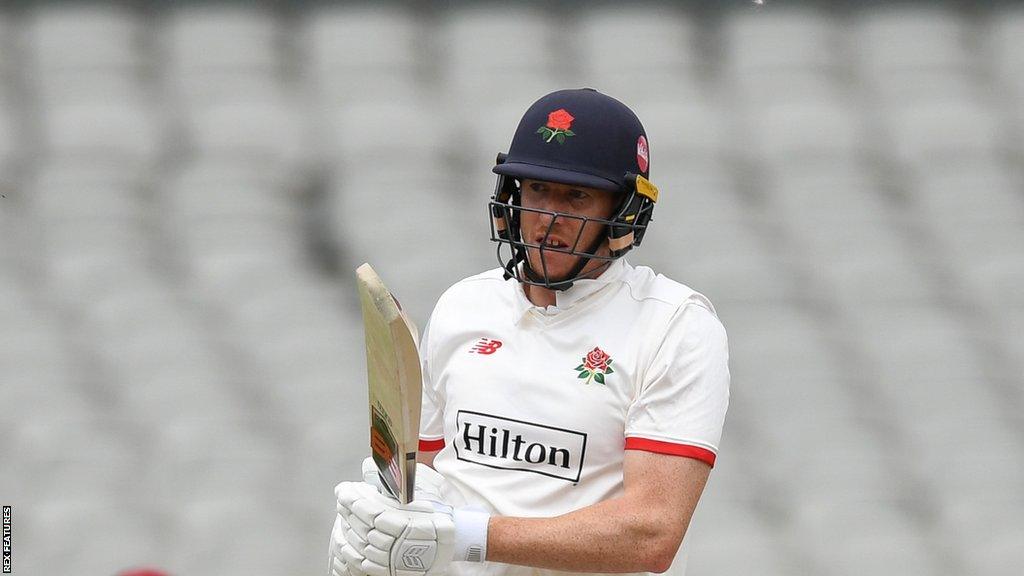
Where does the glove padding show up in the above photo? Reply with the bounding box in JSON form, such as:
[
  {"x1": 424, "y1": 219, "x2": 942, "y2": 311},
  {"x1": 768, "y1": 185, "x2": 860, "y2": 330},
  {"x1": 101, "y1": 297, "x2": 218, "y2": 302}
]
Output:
[
  {"x1": 335, "y1": 480, "x2": 456, "y2": 576},
  {"x1": 329, "y1": 514, "x2": 355, "y2": 576}
]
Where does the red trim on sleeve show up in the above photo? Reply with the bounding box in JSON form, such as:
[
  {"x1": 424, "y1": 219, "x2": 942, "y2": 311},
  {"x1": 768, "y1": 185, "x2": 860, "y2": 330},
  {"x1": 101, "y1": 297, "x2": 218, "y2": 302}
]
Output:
[
  {"x1": 625, "y1": 437, "x2": 717, "y2": 467},
  {"x1": 419, "y1": 438, "x2": 445, "y2": 452}
]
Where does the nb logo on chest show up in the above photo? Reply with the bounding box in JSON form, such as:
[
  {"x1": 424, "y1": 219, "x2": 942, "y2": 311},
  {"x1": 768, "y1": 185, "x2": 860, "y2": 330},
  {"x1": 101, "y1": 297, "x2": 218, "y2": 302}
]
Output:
[{"x1": 468, "y1": 338, "x2": 503, "y2": 355}]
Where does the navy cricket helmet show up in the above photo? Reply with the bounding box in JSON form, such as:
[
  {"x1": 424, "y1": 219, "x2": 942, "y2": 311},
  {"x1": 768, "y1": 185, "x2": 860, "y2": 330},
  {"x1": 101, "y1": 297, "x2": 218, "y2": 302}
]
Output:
[{"x1": 489, "y1": 88, "x2": 659, "y2": 290}]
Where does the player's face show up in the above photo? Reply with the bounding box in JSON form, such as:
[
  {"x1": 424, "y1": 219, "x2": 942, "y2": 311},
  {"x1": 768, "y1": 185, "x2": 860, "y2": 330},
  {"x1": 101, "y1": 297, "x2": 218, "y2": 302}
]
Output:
[{"x1": 518, "y1": 179, "x2": 619, "y2": 281}]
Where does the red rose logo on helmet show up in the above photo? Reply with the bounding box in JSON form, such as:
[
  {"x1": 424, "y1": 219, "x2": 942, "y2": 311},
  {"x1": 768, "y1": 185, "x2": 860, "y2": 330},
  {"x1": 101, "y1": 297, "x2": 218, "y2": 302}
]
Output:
[
  {"x1": 574, "y1": 346, "x2": 614, "y2": 385},
  {"x1": 537, "y1": 109, "x2": 576, "y2": 144},
  {"x1": 636, "y1": 135, "x2": 649, "y2": 172}
]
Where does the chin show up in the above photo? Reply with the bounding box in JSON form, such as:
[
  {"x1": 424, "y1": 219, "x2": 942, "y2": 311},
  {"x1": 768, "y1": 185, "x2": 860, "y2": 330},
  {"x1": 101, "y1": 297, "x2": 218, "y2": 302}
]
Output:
[{"x1": 527, "y1": 251, "x2": 577, "y2": 279}]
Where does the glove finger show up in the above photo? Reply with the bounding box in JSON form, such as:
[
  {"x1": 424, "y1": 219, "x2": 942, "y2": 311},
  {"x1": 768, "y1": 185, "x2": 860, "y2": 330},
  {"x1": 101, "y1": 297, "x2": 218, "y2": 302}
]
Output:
[
  {"x1": 331, "y1": 516, "x2": 351, "y2": 561},
  {"x1": 367, "y1": 529, "x2": 395, "y2": 551},
  {"x1": 362, "y1": 544, "x2": 390, "y2": 567},
  {"x1": 337, "y1": 520, "x2": 354, "y2": 557},
  {"x1": 348, "y1": 514, "x2": 374, "y2": 543},
  {"x1": 352, "y1": 495, "x2": 389, "y2": 526},
  {"x1": 338, "y1": 517, "x2": 361, "y2": 548},
  {"x1": 336, "y1": 482, "x2": 364, "y2": 513},
  {"x1": 356, "y1": 481, "x2": 392, "y2": 500},
  {"x1": 374, "y1": 509, "x2": 414, "y2": 538},
  {"x1": 337, "y1": 505, "x2": 356, "y2": 527},
  {"x1": 331, "y1": 514, "x2": 345, "y2": 541},
  {"x1": 332, "y1": 555, "x2": 355, "y2": 576},
  {"x1": 341, "y1": 543, "x2": 366, "y2": 572},
  {"x1": 345, "y1": 522, "x2": 369, "y2": 548},
  {"x1": 362, "y1": 456, "x2": 376, "y2": 477},
  {"x1": 362, "y1": 457, "x2": 386, "y2": 492},
  {"x1": 331, "y1": 540, "x2": 348, "y2": 568}
]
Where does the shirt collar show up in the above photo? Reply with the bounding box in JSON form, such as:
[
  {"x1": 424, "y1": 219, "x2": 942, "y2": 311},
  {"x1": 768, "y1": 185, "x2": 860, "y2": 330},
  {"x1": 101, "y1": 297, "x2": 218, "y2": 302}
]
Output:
[{"x1": 511, "y1": 258, "x2": 630, "y2": 324}]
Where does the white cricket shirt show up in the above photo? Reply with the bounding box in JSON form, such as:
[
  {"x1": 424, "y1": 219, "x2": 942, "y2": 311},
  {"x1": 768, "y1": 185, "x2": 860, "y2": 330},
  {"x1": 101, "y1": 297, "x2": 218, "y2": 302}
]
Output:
[{"x1": 418, "y1": 258, "x2": 730, "y2": 576}]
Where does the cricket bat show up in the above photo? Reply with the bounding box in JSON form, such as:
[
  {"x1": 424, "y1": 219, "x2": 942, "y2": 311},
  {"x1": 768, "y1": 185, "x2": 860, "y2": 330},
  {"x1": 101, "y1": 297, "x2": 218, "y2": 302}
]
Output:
[{"x1": 356, "y1": 263, "x2": 422, "y2": 504}]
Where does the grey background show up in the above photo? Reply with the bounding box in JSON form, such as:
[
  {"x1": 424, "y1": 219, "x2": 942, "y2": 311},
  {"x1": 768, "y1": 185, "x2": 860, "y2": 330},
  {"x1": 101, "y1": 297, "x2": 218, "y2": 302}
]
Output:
[{"x1": 0, "y1": 1, "x2": 1022, "y2": 575}]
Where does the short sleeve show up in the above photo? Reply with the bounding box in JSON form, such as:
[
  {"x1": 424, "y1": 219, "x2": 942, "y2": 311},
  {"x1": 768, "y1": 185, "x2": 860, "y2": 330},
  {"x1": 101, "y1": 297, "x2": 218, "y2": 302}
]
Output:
[
  {"x1": 418, "y1": 314, "x2": 446, "y2": 452},
  {"x1": 624, "y1": 301, "x2": 730, "y2": 467}
]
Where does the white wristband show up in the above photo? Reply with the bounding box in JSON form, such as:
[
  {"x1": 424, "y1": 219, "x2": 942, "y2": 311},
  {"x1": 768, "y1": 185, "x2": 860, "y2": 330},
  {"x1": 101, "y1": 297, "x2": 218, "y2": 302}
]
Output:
[{"x1": 453, "y1": 507, "x2": 490, "y2": 563}]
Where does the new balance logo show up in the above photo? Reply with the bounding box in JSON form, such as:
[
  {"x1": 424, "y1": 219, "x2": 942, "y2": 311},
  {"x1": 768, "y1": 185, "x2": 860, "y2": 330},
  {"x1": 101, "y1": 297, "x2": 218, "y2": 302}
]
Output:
[{"x1": 469, "y1": 338, "x2": 503, "y2": 355}]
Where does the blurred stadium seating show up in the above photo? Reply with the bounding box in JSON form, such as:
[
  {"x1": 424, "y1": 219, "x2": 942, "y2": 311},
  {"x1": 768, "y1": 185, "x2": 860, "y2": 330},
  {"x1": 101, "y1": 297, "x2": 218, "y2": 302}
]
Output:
[{"x1": 0, "y1": 2, "x2": 1022, "y2": 575}]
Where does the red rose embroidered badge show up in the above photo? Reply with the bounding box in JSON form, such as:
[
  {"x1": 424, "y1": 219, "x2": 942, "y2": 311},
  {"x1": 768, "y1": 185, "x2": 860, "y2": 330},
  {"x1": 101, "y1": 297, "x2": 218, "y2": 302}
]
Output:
[
  {"x1": 575, "y1": 346, "x2": 614, "y2": 385},
  {"x1": 537, "y1": 108, "x2": 575, "y2": 144}
]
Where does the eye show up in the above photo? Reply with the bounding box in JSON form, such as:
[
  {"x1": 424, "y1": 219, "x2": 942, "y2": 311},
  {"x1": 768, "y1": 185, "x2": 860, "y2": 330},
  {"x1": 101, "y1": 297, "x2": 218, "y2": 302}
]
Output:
[
  {"x1": 569, "y1": 189, "x2": 590, "y2": 201},
  {"x1": 520, "y1": 183, "x2": 548, "y2": 206}
]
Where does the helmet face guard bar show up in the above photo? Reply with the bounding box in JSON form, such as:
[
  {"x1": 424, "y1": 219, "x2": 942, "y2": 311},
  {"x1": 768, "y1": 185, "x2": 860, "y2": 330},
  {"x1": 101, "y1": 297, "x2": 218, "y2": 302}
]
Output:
[
  {"x1": 489, "y1": 201, "x2": 620, "y2": 288},
  {"x1": 488, "y1": 161, "x2": 657, "y2": 290}
]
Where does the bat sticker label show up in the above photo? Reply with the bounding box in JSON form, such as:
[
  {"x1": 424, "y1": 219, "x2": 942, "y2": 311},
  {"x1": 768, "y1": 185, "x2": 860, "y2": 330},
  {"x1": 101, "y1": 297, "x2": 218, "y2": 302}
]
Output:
[{"x1": 371, "y1": 405, "x2": 402, "y2": 499}]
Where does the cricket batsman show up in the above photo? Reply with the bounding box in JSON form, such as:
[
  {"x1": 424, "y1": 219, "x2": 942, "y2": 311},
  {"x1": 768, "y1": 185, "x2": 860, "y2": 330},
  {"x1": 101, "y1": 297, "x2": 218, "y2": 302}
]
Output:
[{"x1": 330, "y1": 88, "x2": 730, "y2": 576}]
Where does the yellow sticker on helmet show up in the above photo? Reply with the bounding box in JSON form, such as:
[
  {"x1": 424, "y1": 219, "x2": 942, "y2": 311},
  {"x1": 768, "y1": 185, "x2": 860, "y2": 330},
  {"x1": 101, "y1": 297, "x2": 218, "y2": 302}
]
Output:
[{"x1": 635, "y1": 175, "x2": 659, "y2": 203}]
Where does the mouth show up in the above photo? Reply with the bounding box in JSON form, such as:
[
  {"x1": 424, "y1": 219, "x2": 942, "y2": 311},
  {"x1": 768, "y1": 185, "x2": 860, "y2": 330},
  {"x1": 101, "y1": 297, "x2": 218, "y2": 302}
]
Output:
[{"x1": 534, "y1": 235, "x2": 570, "y2": 250}]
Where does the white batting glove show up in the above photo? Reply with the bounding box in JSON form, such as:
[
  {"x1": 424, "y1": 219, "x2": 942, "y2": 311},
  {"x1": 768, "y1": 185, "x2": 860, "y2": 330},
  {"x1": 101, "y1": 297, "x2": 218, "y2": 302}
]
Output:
[
  {"x1": 335, "y1": 480, "x2": 455, "y2": 576},
  {"x1": 329, "y1": 459, "x2": 490, "y2": 576}
]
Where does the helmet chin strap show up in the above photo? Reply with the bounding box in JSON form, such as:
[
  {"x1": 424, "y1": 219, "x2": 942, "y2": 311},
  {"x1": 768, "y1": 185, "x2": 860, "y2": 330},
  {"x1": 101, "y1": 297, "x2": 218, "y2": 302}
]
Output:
[{"x1": 522, "y1": 234, "x2": 611, "y2": 291}]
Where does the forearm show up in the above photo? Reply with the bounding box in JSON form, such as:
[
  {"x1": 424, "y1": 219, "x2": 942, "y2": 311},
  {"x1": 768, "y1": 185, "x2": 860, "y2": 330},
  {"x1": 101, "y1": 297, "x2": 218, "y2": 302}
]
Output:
[{"x1": 486, "y1": 495, "x2": 683, "y2": 573}]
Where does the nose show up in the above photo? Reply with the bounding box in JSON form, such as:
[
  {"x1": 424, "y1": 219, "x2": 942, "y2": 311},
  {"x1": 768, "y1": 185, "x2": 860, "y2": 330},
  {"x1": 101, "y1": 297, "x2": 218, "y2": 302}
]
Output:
[{"x1": 534, "y1": 205, "x2": 557, "y2": 227}]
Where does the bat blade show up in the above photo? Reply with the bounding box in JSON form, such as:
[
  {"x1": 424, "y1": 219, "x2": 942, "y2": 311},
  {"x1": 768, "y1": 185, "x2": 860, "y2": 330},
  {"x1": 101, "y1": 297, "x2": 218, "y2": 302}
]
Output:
[{"x1": 356, "y1": 263, "x2": 422, "y2": 504}]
